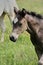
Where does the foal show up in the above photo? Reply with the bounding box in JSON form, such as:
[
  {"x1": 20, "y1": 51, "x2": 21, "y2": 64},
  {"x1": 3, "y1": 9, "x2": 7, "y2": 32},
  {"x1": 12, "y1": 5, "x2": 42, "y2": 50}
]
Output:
[{"x1": 10, "y1": 8, "x2": 43, "y2": 65}]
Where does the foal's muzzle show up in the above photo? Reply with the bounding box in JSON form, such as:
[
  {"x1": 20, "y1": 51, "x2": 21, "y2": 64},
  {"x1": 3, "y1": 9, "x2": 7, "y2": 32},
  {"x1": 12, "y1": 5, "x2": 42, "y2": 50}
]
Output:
[
  {"x1": 10, "y1": 33, "x2": 19, "y2": 42},
  {"x1": 10, "y1": 36, "x2": 16, "y2": 42}
]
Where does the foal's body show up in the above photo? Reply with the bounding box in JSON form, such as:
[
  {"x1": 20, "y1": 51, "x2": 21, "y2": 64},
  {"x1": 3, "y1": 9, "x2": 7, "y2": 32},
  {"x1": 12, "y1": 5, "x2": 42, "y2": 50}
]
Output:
[
  {"x1": 10, "y1": 8, "x2": 43, "y2": 65},
  {"x1": 25, "y1": 14, "x2": 43, "y2": 63},
  {"x1": 25, "y1": 13, "x2": 43, "y2": 65},
  {"x1": 0, "y1": 0, "x2": 19, "y2": 42}
]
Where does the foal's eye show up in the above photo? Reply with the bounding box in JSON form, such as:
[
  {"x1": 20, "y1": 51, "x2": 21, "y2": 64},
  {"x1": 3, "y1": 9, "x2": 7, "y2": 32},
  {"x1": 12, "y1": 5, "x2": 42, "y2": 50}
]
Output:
[{"x1": 19, "y1": 23, "x2": 22, "y2": 26}]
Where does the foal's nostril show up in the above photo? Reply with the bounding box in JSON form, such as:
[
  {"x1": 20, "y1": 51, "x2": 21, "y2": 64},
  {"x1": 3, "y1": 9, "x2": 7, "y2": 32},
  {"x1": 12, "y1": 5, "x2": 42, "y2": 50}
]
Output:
[
  {"x1": 10, "y1": 36, "x2": 16, "y2": 42},
  {"x1": 10, "y1": 36, "x2": 14, "y2": 41}
]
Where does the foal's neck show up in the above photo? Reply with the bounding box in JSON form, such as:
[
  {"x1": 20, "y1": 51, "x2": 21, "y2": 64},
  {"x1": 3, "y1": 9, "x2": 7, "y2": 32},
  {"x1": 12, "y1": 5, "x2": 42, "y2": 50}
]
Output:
[
  {"x1": 25, "y1": 14, "x2": 38, "y2": 35},
  {"x1": 25, "y1": 14, "x2": 34, "y2": 22}
]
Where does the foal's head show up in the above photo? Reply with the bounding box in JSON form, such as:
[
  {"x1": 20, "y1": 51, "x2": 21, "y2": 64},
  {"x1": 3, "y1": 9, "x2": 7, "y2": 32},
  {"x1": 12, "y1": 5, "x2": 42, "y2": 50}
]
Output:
[{"x1": 10, "y1": 8, "x2": 28, "y2": 42}]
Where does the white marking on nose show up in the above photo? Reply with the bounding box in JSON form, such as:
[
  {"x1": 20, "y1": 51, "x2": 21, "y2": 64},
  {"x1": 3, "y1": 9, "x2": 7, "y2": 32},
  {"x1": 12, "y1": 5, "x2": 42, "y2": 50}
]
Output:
[{"x1": 14, "y1": 18, "x2": 18, "y2": 23}]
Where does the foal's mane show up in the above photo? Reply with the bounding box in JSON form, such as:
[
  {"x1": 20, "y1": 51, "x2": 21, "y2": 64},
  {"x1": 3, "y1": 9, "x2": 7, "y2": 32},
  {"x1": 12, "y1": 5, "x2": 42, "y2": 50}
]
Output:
[
  {"x1": 22, "y1": 9, "x2": 43, "y2": 19},
  {"x1": 26, "y1": 11, "x2": 43, "y2": 19}
]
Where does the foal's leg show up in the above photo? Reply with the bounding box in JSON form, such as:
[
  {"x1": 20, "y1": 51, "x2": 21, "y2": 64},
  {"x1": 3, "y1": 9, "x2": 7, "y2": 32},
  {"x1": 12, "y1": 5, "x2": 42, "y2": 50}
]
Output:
[
  {"x1": 35, "y1": 47, "x2": 43, "y2": 65},
  {"x1": 38, "y1": 54, "x2": 43, "y2": 65},
  {"x1": 35, "y1": 47, "x2": 42, "y2": 60},
  {"x1": 0, "y1": 14, "x2": 5, "y2": 42}
]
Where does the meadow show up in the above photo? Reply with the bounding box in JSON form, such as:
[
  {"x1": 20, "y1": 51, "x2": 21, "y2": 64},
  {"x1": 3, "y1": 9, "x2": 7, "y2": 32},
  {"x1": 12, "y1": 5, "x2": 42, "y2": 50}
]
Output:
[{"x1": 0, "y1": 0, "x2": 43, "y2": 65}]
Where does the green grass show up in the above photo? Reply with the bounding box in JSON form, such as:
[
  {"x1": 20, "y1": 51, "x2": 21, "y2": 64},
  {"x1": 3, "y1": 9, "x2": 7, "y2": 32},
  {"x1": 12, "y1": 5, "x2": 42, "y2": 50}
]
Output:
[{"x1": 0, "y1": 0, "x2": 43, "y2": 65}]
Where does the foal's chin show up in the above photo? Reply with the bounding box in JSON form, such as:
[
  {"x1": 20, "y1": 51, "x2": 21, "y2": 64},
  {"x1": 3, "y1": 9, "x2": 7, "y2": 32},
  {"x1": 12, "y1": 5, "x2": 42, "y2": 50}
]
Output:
[
  {"x1": 10, "y1": 39, "x2": 17, "y2": 42},
  {"x1": 10, "y1": 36, "x2": 17, "y2": 42}
]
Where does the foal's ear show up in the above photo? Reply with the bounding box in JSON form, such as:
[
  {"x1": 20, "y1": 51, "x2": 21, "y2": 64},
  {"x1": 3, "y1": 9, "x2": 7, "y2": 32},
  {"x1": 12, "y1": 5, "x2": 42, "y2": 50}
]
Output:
[
  {"x1": 22, "y1": 8, "x2": 26, "y2": 14},
  {"x1": 14, "y1": 7, "x2": 19, "y2": 14}
]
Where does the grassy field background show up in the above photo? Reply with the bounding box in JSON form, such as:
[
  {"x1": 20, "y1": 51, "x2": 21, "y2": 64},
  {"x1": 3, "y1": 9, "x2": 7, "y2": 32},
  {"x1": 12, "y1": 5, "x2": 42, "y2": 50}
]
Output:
[{"x1": 0, "y1": 0, "x2": 43, "y2": 65}]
